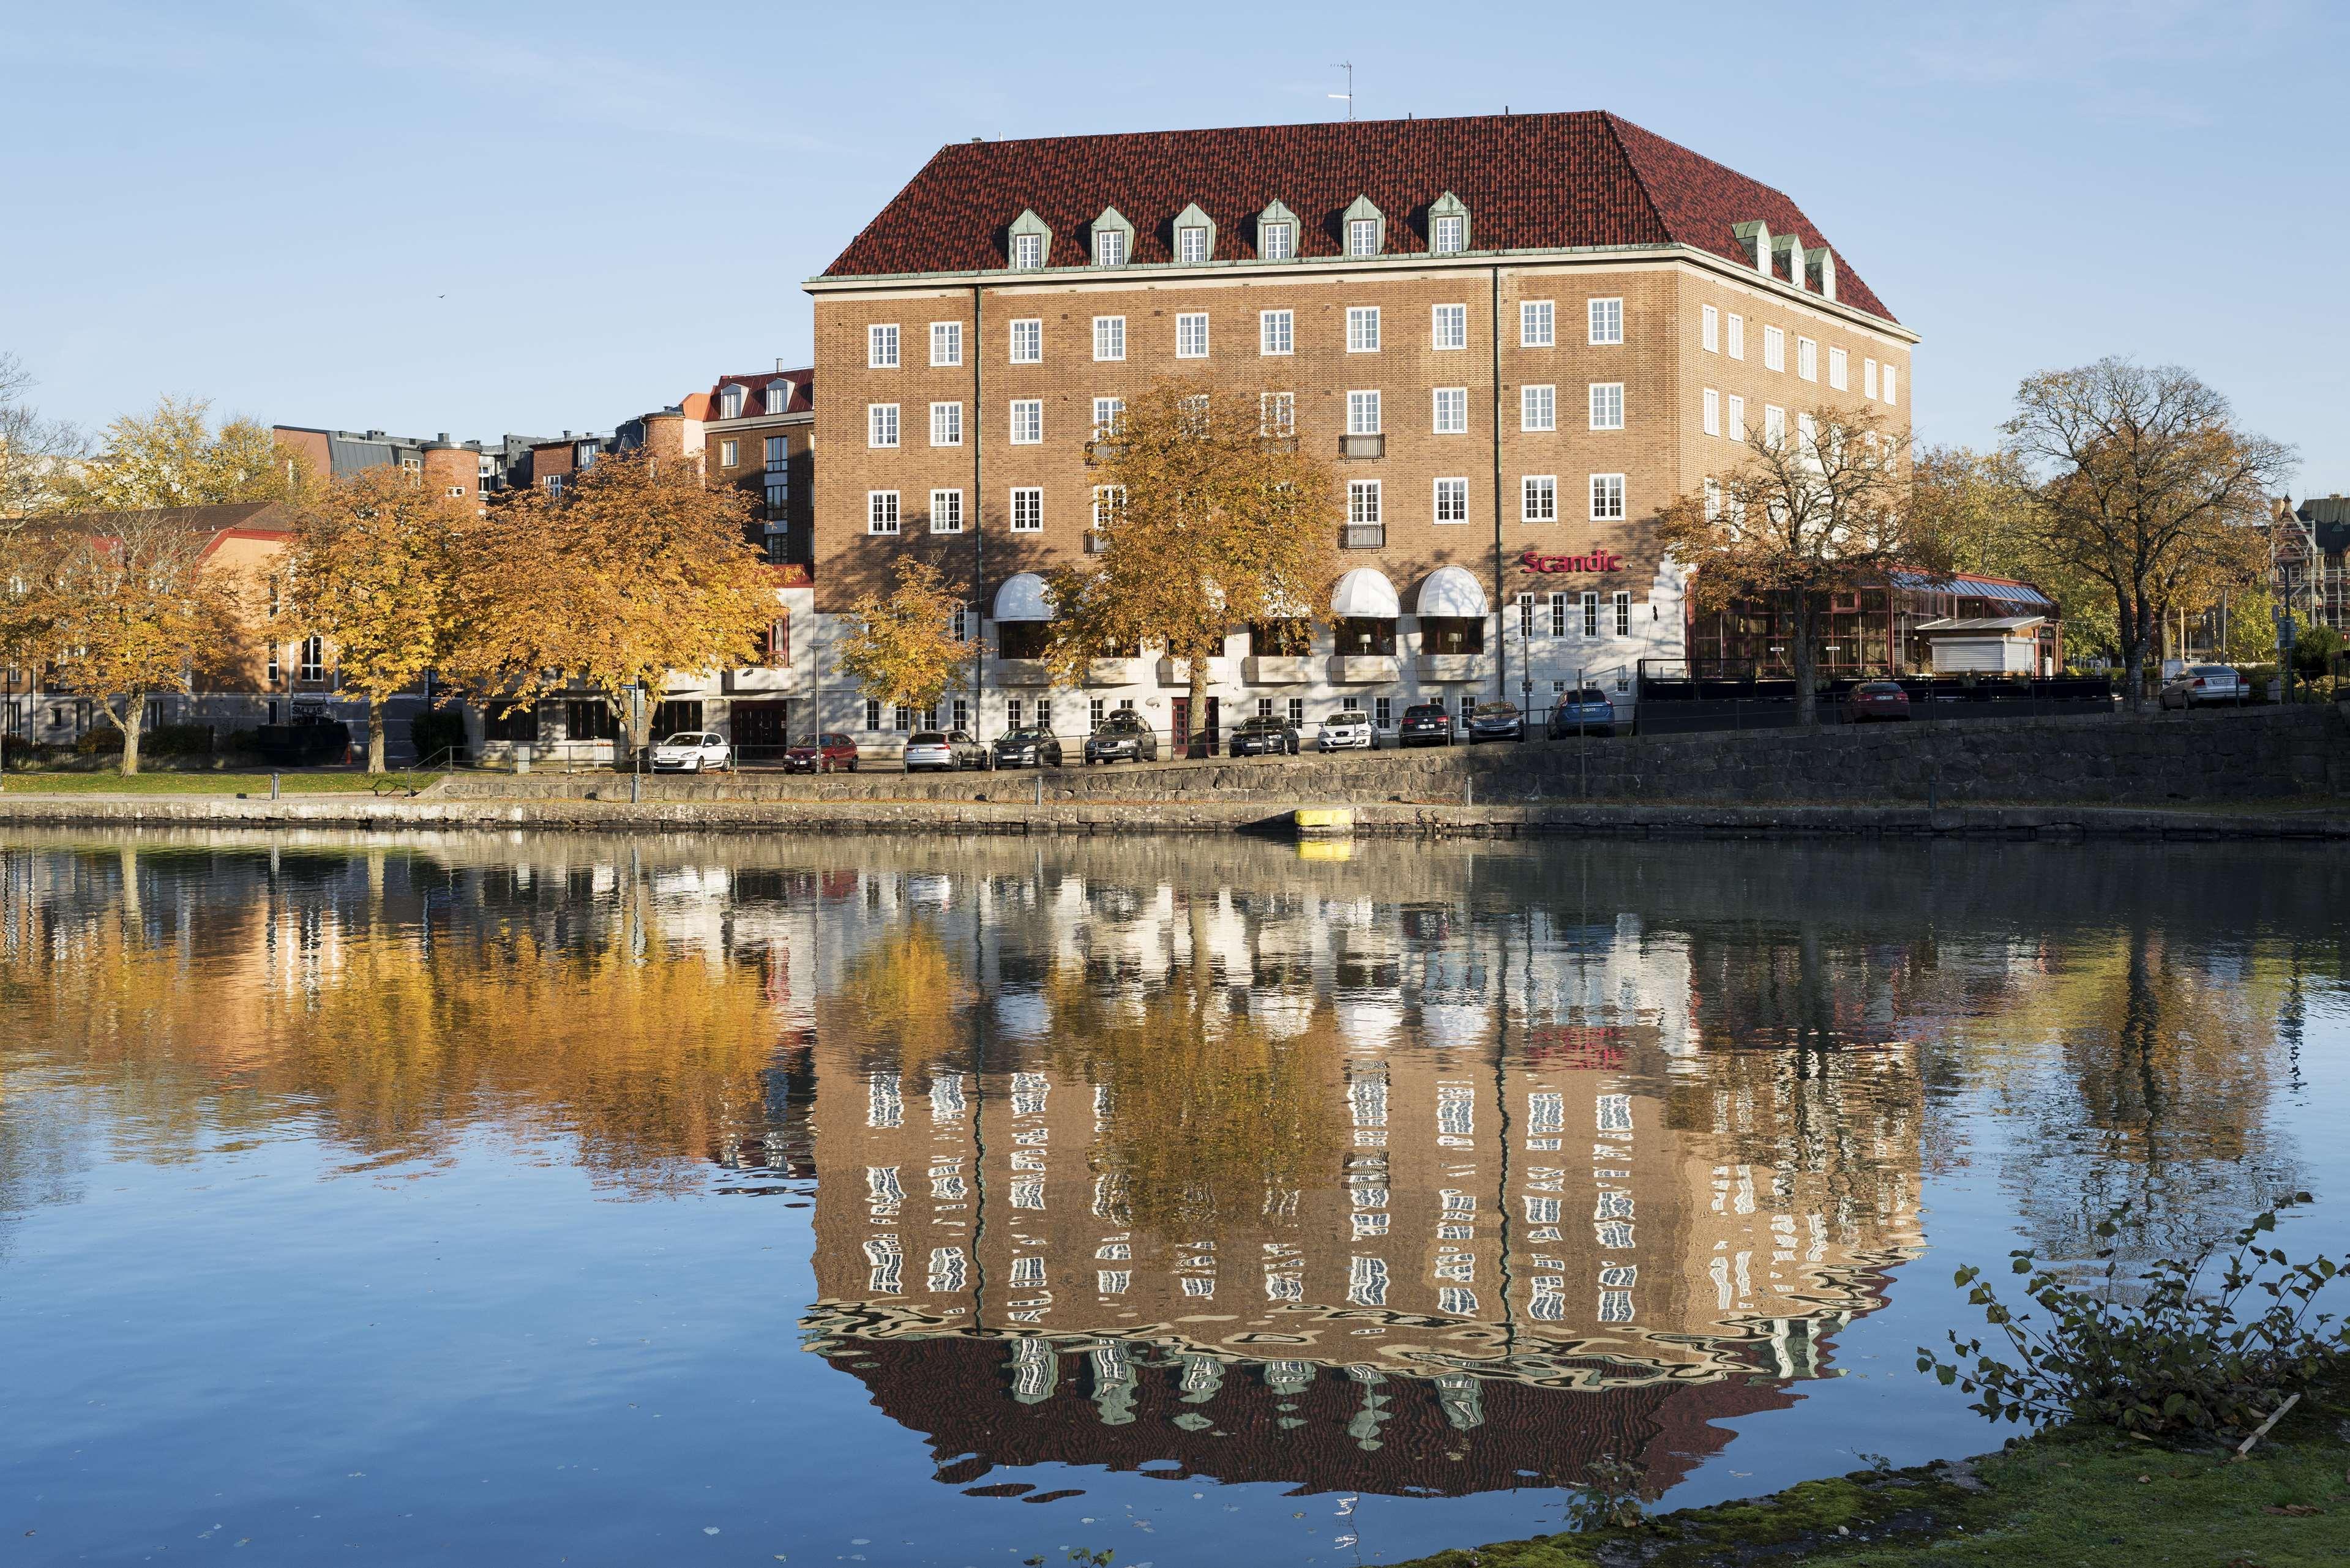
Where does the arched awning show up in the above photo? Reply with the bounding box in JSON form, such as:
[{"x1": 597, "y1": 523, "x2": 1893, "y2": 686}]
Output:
[
  {"x1": 1330, "y1": 567, "x2": 1401, "y2": 619},
  {"x1": 993, "y1": 572, "x2": 1053, "y2": 622},
  {"x1": 1417, "y1": 565, "x2": 1489, "y2": 617}
]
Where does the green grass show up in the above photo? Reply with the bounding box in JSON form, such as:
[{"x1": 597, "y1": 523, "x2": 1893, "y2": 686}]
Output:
[
  {"x1": 0, "y1": 769, "x2": 444, "y2": 796},
  {"x1": 1397, "y1": 1377, "x2": 2350, "y2": 1567}
]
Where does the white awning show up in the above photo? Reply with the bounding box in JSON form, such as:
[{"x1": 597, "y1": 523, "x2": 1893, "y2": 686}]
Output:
[
  {"x1": 993, "y1": 572, "x2": 1053, "y2": 622},
  {"x1": 1330, "y1": 567, "x2": 1401, "y2": 619},
  {"x1": 1417, "y1": 564, "x2": 1489, "y2": 617}
]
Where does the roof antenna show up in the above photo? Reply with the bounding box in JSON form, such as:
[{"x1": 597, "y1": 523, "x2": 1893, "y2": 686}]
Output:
[{"x1": 1329, "y1": 62, "x2": 1354, "y2": 121}]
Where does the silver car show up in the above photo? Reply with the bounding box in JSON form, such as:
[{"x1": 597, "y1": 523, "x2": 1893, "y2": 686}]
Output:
[
  {"x1": 2158, "y1": 665, "x2": 2246, "y2": 709},
  {"x1": 902, "y1": 729, "x2": 986, "y2": 771},
  {"x1": 1319, "y1": 710, "x2": 1375, "y2": 750}
]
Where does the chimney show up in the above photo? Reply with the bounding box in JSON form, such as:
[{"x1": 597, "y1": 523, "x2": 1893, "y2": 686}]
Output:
[
  {"x1": 1731, "y1": 220, "x2": 1772, "y2": 277},
  {"x1": 436, "y1": 431, "x2": 450, "y2": 443}
]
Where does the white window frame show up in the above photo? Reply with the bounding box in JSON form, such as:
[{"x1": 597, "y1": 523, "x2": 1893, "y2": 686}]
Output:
[
  {"x1": 1175, "y1": 312, "x2": 1209, "y2": 359},
  {"x1": 1587, "y1": 297, "x2": 1623, "y2": 345},
  {"x1": 1588, "y1": 382, "x2": 1624, "y2": 431},
  {"x1": 929, "y1": 401, "x2": 962, "y2": 446},
  {"x1": 1701, "y1": 304, "x2": 1720, "y2": 353},
  {"x1": 929, "y1": 488, "x2": 964, "y2": 534},
  {"x1": 1432, "y1": 386, "x2": 1468, "y2": 435},
  {"x1": 1431, "y1": 302, "x2": 1467, "y2": 350},
  {"x1": 1345, "y1": 305, "x2": 1380, "y2": 353},
  {"x1": 1520, "y1": 384, "x2": 1556, "y2": 432},
  {"x1": 1434, "y1": 476, "x2": 1469, "y2": 524},
  {"x1": 1431, "y1": 213, "x2": 1465, "y2": 254},
  {"x1": 867, "y1": 403, "x2": 899, "y2": 448},
  {"x1": 1520, "y1": 299, "x2": 1555, "y2": 348},
  {"x1": 719, "y1": 438, "x2": 738, "y2": 467},
  {"x1": 868, "y1": 323, "x2": 900, "y2": 368},
  {"x1": 1702, "y1": 387, "x2": 1720, "y2": 437},
  {"x1": 1828, "y1": 346, "x2": 1849, "y2": 390},
  {"x1": 1347, "y1": 479, "x2": 1381, "y2": 526},
  {"x1": 1008, "y1": 400, "x2": 1042, "y2": 445},
  {"x1": 1613, "y1": 591, "x2": 1631, "y2": 637},
  {"x1": 1347, "y1": 217, "x2": 1379, "y2": 256},
  {"x1": 1259, "y1": 308, "x2": 1293, "y2": 356},
  {"x1": 1011, "y1": 232, "x2": 1044, "y2": 269},
  {"x1": 1091, "y1": 397, "x2": 1124, "y2": 438},
  {"x1": 1093, "y1": 228, "x2": 1126, "y2": 266},
  {"x1": 1008, "y1": 318, "x2": 1042, "y2": 364},
  {"x1": 1092, "y1": 315, "x2": 1126, "y2": 361},
  {"x1": 1522, "y1": 474, "x2": 1558, "y2": 523},
  {"x1": 1763, "y1": 404, "x2": 1786, "y2": 449},
  {"x1": 1009, "y1": 487, "x2": 1043, "y2": 532},
  {"x1": 1727, "y1": 394, "x2": 1747, "y2": 442},
  {"x1": 1090, "y1": 485, "x2": 1124, "y2": 529},
  {"x1": 1177, "y1": 225, "x2": 1208, "y2": 264},
  {"x1": 1346, "y1": 389, "x2": 1381, "y2": 435},
  {"x1": 1260, "y1": 222, "x2": 1294, "y2": 260},
  {"x1": 1260, "y1": 391, "x2": 1295, "y2": 436},
  {"x1": 1883, "y1": 364, "x2": 1899, "y2": 406},
  {"x1": 1865, "y1": 357, "x2": 1880, "y2": 398},
  {"x1": 1797, "y1": 335, "x2": 1817, "y2": 382},
  {"x1": 930, "y1": 321, "x2": 962, "y2": 367},
  {"x1": 1762, "y1": 324, "x2": 1786, "y2": 371},
  {"x1": 1727, "y1": 313, "x2": 1746, "y2": 360},
  {"x1": 1590, "y1": 473, "x2": 1625, "y2": 520},
  {"x1": 867, "y1": 490, "x2": 900, "y2": 534}
]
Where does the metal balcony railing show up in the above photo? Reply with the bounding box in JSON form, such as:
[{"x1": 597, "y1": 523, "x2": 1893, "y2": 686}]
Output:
[
  {"x1": 1339, "y1": 433, "x2": 1385, "y2": 460},
  {"x1": 1085, "y1": 532, "x2": 1111, "y2": 554},
  {"x1": 1341, "y1": 524, "x2": 1386, "y2": 550}
]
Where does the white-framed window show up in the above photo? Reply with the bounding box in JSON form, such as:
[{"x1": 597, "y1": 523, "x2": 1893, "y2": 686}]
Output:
[
  {"x1": 1797, "y1": 336, "x2": 1817, "y2": 381},
  {"x1": 1434, "y1": 476, "x2": 1469, "y2": 523},
  {"x1": 1011, "y1": 232, "x2": 1044, "y2": 269},
  {"x1": 1517, "y1": 591, "x2": 1535, "y2": 638},
  {"x1": 1432, "y1": 302, "x2": 1467, "y2": 349},
  {"x1": 1883, "y1": 364, "x2": 1899, "y2": 406},
  {"x1": 1261, "y1": 222, "x2": 1294, "y2": 260},
  {"x1": 1588, "y1": 382, "x2": 1624, "y2": 430},
  {"x1": 1864, "y1": 357, "x2": 1880, "y2": 398},
  {"x1": 1175, "y1": 312, "x2": 1208, "y2": 359},
  {"x1": 864, "y1": 699, "x2": 881, "y2": 731},
  {"x1": 1828, "y1": 346, "x2": 1849, "y2": 390},
  {"x1": 1798, "y1": 411, "x2": 1818, "y2": 457},
  {"x1": 1431, "y1": 213, "x2": 1466, "y2": 253},
  {"x1": 1549, "y1": 592, "x2": 1567, "y2": 637},
  {"x1": 763, "y1": 384, "x2": 787, "y2": 415},
  {"x1": 1260, "y1": 309, "x2": 1293, "y2": 355},
  {"x1": 1346, "y1": 306, "x2": 1380, "y2": 352},
  {"x1": 868, "y1": 403, "x2": 899, "y2": 447},
  {"x1": 1177, "y1": 225, "x2": 1209, "y2": 264},
  {"x1": 1704, "y1": 476, "x2": 1723, "y2": 519},
  {"x1": 1702, "y1": 387, "x2": 1720, "y2": 437},
  {"x1": 929, "y1": 401, "x2": 962, "y2": 446},
  {"x1": 1521, "y1": 384, "x2": 1556, "y2": 432},
  {"x1": 1008, "y1": 318, "x2": 1042, "y2": 364},
  {"x1": 868, "y1": 323, "x2": 900, "y2": 368},
  {"x1": 1587, "y1": 297, "x2": 1623, "y2": 345},
  {"x1": 1613, "y1": 591, "x2": 1631, "y2": 637},
  {"x1": 1091, "y1": 485, "x2": 1124, "y2": 529},
  {"x1": 1433, "y1": 386, "x2": 1468, "y2": 434},
  {"x1": 931, "y1": 321, "x2": 962, "y2": 366},
  {"x1": 1727, "y1": 394, "x2": 1747, "y2": 442},
  {"x1": 719, "y1": 438, "x2": 738, "y2": 467},
  {"x1": 1727, "y1": 313, "x2": 1746, "y2": 360},
  {"x1": 1346, "y1": 389, "x2": 1381, "y2": 435},
  {"x1": 1582, "y1": 591, "x2": 1599, "y2": 637},
  {"x1": 1093, "y1": 315, "x2": 1125, "y2": 360},
  {"x1": 1261, "y1": 391, "x2": 1295, "y2": 436},
  {"x1": 929, "y1": 488, "x2": 964, "y2": 533},
  {"x1": 1094, "y1": 228, "x2": 1126, "y2": 266},
  {"x1": 1762, "y1": 324, "x2": 1786, "y2": 371},
  {"x1": 1701, "y1": 303, "x2": 1720, "y2": 353},
  {"x1": 1009, "y1": 400, "x2": 1042, "y2": 444},
  {"x1": 1009, "y1": 487, "x2": 1042, "y2": 532},
  {"x1": 1374, "y1": 696, "x2": 1393, "y2": 729},
  {"x1": 1590, "y1": 473, "x2": 1625, "y2": 520},
  {"x1": 1521, "y1": 299, "x2": 1555, "y2": 347},
  {"x1": 1092, "y1": 396, "x2": 1124, "y2": 438},
  {"x1": 717, "y1": 385, "x2": 746, "y2": 419},
  {"x1": 867, "y1": 490, "x2": 900, "y2": 534},
  {"x1": 297, "y1": 635, "x2": 325, "y2": 682},
  {"x1": 1763, "y1": 404, "x2": 1786, "y2": 448},
  {"x1": 1089, "y1": 698, "x2": 1105, "y2": 730},
  {"x1": 1522, "y1": 474, "x2": 1557, "y2": 522},
  {"x1": 1347, "y1": 217, "x2": 1379, "y2": 256},
  {"x1": 1348, "y1": 479, "x2": 1381, "y2": 526}
]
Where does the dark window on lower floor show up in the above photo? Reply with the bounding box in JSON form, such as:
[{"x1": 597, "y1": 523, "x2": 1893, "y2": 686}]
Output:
[
  {"x1": 566, "y1": 701, "x2": 617, "y2": 741},
  {"x1": 1334, "y1": 617, "x2": 1395, "y2": 656},
  {"x1": 653, "y1": 700, "x2": 704, "y2": 736},
  {"x1": 1420, "y1": 617, "x2": 1485, "y2": 655},
  {"x1": 998, "y1": 621, "x2": 1050, "y2": 660},
  {"x1": 482, "y1": 703, "x2": 538, "y2": 742}
]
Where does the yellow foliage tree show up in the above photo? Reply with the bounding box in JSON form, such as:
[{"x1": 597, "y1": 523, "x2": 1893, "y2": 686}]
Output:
[
  {"x1": 56, "y1": 395, "x2": 314, "y2": 512},
  {"x1": 1911, "y1": 444, "x2": 2120, "y2": 665},
  {"x1": 445, "y1": 447, "x2": 774, "y2": 757},
  {"x1": 288, "y1": 468, "x2": 471, "y2": 773},
  {"x1": 833, "y1": 556, "x2": 974, "y2": 720}
]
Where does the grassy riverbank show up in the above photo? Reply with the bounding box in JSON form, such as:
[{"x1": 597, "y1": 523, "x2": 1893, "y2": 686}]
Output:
[{"x1": 1397, "y1": 1376, "x2": 2350, "y2": 1567}]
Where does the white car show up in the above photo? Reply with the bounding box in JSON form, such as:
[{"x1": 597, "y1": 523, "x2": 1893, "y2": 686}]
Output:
[
  {"x1": 1319, "y1": 710, "x2": 1376, "y2": 751},
  {"x1": 649, "y1": 731, "x2": 733, "y2": 772}
]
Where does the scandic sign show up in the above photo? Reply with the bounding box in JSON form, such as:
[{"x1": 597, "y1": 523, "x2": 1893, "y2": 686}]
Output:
[{"x1": 1520, "y1": 548, "x2": 1623, "y2": 574}]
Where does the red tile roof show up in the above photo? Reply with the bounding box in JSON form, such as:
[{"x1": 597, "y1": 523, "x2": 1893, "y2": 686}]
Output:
[
  {"x1": 695, "y1": 369, "x2": 815, "y2": 421},
  {"x1": 821, "y1": 112, "x2": 1896, "y2": 323}
]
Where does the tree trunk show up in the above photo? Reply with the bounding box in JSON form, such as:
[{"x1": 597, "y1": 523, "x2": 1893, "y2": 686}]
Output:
[
  {"x1": 1187, "y1": 650, "x2": 1211, "y2": 758},
  {"x1": 115, "y1": 700, "x2": 143, "y2": 775},
  {"x1": 2118, "y1": 591, "x2": 2147, "y2": 717},
  {"x1": 366, "y1": 699, "x2": 386, "y2": 774},
  {"x1": 1791, "y1": 593, "x2": 1821, "y2": 728}
]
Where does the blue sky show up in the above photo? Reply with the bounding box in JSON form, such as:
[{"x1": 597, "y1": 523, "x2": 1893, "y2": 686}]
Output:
[{"x1": 3, "y1": 0, "x2": 2341, "y2": 491}]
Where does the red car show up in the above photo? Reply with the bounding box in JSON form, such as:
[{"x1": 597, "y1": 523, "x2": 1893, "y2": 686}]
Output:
[
  {"x1": 1841, "y1": 681, "x2": 1912, "y2": 723},
  {"x1": 782, "y1": 732, "x2": 860, "y2": 773}
]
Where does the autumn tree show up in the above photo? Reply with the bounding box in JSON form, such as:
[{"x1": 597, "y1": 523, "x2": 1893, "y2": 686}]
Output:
[
  {"x1": 2002, "y1": 360, "x2": 2289, "y2": 712},
  {"x1": 1043, "y1": 380, "x2": 1338, "y2": 751},
  {"x1": 1, "y1": 352, "x2": 83, "y2": 523},
  {"x1": 287, "y1": 467, "x2": 470, "y2": 773},
  {"x1": 1659, "y1": 403, "x2": 1924, "y2": 726},
  {"x1": 56, "y1": 395, "x2": 313, "y2": 513},
  {"x1": 833, "y1": 556, "x2": 975, "y2": 722},
  {"x1": 445, "y1": 446, "x2": 775, "y2": 758},
  {"x1": 1911, "y1": 444, "x2": 2119, "y2": 665},
  {"x1": 19, "y1": 510, "x2": 244, "y2": 774}
]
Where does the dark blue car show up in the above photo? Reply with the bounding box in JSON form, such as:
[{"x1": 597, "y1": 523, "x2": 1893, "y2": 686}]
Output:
[{"x1": 1547, "y1": 687, "x2": 1615, "y2": 737}]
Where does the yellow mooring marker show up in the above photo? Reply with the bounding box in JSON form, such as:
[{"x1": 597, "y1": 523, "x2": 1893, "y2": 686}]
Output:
[{"x1": 1293, "y1": 806, "x2": 1355, "y2": 838}]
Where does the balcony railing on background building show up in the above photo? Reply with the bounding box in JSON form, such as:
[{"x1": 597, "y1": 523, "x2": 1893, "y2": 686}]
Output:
[
  {"x1": 1339, "y1": 433, "x2": 1385, "y2": 460},
  {"x1": 1085, "y1": 532, "x2": 1111, "y2": 554},
  {"x1": 1341, "y1": 524, "x2": 1385, "y2": 550}
]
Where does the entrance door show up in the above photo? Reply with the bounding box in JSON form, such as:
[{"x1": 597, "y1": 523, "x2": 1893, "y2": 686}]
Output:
[
  {"x1": 1172, "y1": 696, "x2": 1219, "y2": 757},
  {"x1": 731, "y1": 700, "x2": 792, "y2": 763}
]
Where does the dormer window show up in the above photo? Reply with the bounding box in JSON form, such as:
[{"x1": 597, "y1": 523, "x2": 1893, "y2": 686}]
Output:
[
  {"x1": 765, "y1": 381, "x2": 790, "y2": 415},
  {"x1": 719, "y1": 385, "x2": 746, "y2": 419},
  {"x1": 1732, "y1": 220, "x2": 1773, "y2": 277},
  {"x1": 1006, "y1": 207, "x2": 1052, "y2": 271},
  {"x1": 1427, "y1": 192, "x2": 1470, "y2": 255},
  {"x1": 1340, "y1": 195, "x2": 1385, "y2": 258},
  {"x1": 577, "y1": 443, "x2": 597, "y2": 468},
  {"x1": 1178, "y1": 226, "x2": 1207, "y2": 264},
  {"x1": 1095, "y1": 230, "x2": 1125, "y2": 265},
  {"x1": 1255, "y1": 198, "x2": 1301, "y2": 261}
]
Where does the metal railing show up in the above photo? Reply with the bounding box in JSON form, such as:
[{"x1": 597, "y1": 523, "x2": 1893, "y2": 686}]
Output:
[{"x1": 1341, "y1": 524, "x2": 1386, "y2": 550}]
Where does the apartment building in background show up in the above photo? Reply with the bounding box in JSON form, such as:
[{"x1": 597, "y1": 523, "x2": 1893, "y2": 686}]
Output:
[
  {"x1": 692, "y1": 365, "x2": 816, "y2": 571},
  {"x1": 807, "y1": 111, "x2": 1917, "y2": 749},
  {"x1": 271, "y1": 425, "x2": 547, "y2": 502}
]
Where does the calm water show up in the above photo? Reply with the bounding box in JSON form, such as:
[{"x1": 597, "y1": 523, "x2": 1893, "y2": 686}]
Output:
[{"x1": 4, "y1": 831, "x2": 2348, "y2": 1567}]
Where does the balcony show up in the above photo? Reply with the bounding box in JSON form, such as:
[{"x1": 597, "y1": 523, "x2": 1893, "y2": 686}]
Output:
[
  {"x1": 1085, "y1": 531, "x2": 1111, "y2": 555},
  {"x1": 992, "y1": 658, "x2": 1052, "y2": 687},
  {"x1": 1083, "y1": 657, "x2": 1147, "y2": 687},
  {"x1": 1241, "y1": 655, "x2": 1317, "y2": 685},
  {"x1": 723, "y1": 665, "x2": 796, "y2": 694},
  {"x1": 1341, "y1": 524, "x2": 1385, "y2": 550},
  {"x1": 1339, "y1": 433, "x2": 1385, "y2": 460},
  {"x1": 1156, "y1": 655, "x2": 1234, "y2": 687},
  {"x1": 1329, "y1": 655, "x2": 1401, "y2": 684},
  {"x1": 1417, "y1": 653, "x2": 1493, "y2": 683}
]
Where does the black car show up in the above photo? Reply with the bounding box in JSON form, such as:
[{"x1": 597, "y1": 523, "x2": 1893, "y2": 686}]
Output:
[
  {"x1": 1230, "y1": 714, "x2": 1301, "y2": 756},
  {"x1": 1398, "y1": 703, "x2": 1456, "y2": 747},
  {"x1": 1466, "y1": 701, "x2": 1524, "y2": 743},
  {"x1": 1082, "y1": 711, "x2": 1159, "y2": 764},
  {"x1": 990, "y1": 728, "x2": 1064, "y2": 769}
]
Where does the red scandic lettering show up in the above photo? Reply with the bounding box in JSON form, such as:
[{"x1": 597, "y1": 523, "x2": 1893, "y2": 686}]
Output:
[{"x1": 1519, "y1": 549, "x2": 1622, "y2": 574}]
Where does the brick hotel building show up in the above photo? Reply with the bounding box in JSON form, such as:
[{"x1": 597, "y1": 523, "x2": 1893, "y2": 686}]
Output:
[{"x1": 806, "y1": 111, "x2": 1915, "y2": 744}]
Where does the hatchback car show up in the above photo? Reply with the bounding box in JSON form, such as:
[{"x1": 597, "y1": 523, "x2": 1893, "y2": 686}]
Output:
[
  {"x1": 2158, "y1": 665, "x2": 2247, "y2": 709},
  {"x1": 1548, "y1": 689, "x2": 1616, "y2": 737},
  {"x1": 782, "y1": 733, "x2": 859, "y2": 774},
  {"x1": 1082, "y1": 711, "x2": 1159, "y2": 764},
  {"x1": 1319, "y1": 710, "x2": 1375, "y2": 751},
  {"x1": 1398, "y1": 703, "x2": 1456, "y2": 747},
  {"x1": 990, "y1": 728, "x2": 1064, "y2": 769},
  {"x1": 1230, "y1": 714, "x2": 1302, "y2": 756},
  {"x1": 1467, "y1": 701, "x2": 1525, "y2": 743},
  {"x1": 1841, "y1": 681, "x2": 1913, "y2": 723},
  {"x1": 903, "y1": 730, "x2": 986, "y2": 772},
  {"x1": 649, "y1": 731, "x2": 733, "y2": 772}
]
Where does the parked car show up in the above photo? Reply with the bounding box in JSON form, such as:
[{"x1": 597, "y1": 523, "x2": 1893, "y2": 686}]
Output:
[
  {"x1": 1548, "y1": 689, "x2": 1616, "y2": 737},
  {"x1": 1841, "y1": 681, "x2": 1913, "y2": 723},
  {"x1": 781, "y1": 733, "x2": 859, "y2": 774},
  {"x1": 1467, "y1": 700, "x2": 1525, "y2": 743},
  {"x1": 991, "y1": 727, "x2": 1064, "y2": 769},
  {"x1": 1083, "y1": 711, "x2": 1159, "y2": 764},
  {"x1": 1230, "y1": 714, "x2": 1302, "y2": 756},
  {"x1": 1319, "y1": 709, "x2": 1375, "y2": 751},
  {"x1": 649, "y1": 731, "x2": 733, "y2": 772},
  {"x1": 2158, "y1": 665, "x2": 2247, "y2": 709},
  {"x1": 1398, "y1": 703, "x2": 1456, "y2": 747},
  {"x1": 903, "y1": 729, "x2": 987, "y2": 772}
]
